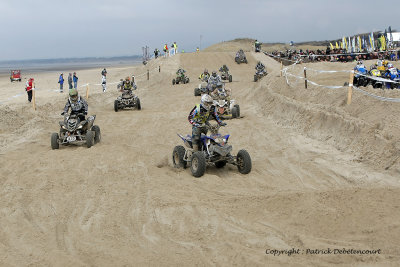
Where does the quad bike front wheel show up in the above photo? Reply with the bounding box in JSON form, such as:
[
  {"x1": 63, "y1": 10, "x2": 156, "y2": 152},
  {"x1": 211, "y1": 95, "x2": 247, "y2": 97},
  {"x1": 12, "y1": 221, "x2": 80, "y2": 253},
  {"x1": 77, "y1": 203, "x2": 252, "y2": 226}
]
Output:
[
  {"x1": 86, "y1": 131, "x2": 95, "y2": 148},
  {"x1": 254, "y1": 75, "x2": 258, "y2": 82},
  {"x1": 92, "y1": 125, "x2": 101, "y2": 143},
  {"x1": 236, "y1": 149, "x2": 252, "y2": 174},
  {"x1": 172, "y1": 145, "x2": 187, "y2": 169},
  {"x1": 172, "y1": 79, "x2": 176, "y2": 85},
  {"x1": 136, "y1": 98, "x2": 141, "y2": 110},
  {"x1": 190, "y1": 152, "x2": 206, "y2": 177},
  {"x1": 51, "y1": 133, "x2": 59, "y2": 150},
  {"x1": 229, "y1": 75, "x2": 232, "y2": 82},
  {"x1": 194, "y1": 88, "x2": 201, "y2": 96}
]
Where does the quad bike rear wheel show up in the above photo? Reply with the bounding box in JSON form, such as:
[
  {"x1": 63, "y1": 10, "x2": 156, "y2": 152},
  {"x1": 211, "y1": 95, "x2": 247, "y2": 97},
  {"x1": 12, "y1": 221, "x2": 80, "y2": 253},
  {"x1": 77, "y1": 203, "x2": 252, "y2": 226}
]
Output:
[
  {"x1": 86, "y1": 131, "x2": 94, "y2": 148},
  {"x1": 136, "y1": 98, "x2": 141, "y2": 110},
  {"x1": 254, "y1": 75, "x2": 258, "y2": 82},
  {"x1": 172, "y1": 79, "x2": 176, "y2": 85},
  {"x1": 194, "y1": 88, "x2": 201, "y2": 96},
  {"x1": 229, "y1": 75, "x2": 232, "y2": 82},
  {"x1": 114, "y1": 100, "x2": 119, "y2": 112},
  {"x1": 92, "y1": 125, "x2": 101, "y2": 143},
  {"x1": 51, "y1": 133, "x2": 59, "y2": 150},
  {"x1": 172, "y1": 145, "x2": 187, "y2": 169},
  {"x1": 236, "y1": 149, "x2": 252, "y2": 174},
  {"x1": 234, "y1": 104, "x2": 240, "y2": 117},
  {"x1": 190, "y1": 152, "x2": 206, "y2": 177}
]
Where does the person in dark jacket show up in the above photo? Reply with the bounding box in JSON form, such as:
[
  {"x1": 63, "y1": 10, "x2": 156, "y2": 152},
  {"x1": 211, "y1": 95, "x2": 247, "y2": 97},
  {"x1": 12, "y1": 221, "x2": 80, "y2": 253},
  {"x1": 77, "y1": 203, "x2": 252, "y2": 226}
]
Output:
[{"x1": 68, "y1": 73, "x2": 73, "y2": 89}]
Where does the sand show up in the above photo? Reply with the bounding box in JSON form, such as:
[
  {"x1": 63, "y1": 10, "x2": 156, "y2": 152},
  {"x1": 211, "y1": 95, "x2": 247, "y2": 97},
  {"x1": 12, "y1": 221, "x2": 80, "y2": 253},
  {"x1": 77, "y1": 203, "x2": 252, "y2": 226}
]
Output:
[{"x1": 1, "y1": 42, "x2": 400, "y2": 266}]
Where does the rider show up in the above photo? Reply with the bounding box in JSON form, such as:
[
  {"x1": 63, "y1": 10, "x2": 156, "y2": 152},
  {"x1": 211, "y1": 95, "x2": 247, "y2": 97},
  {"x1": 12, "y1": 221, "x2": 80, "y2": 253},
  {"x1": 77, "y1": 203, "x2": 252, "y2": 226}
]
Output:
[
  {"x1": 188, "y1": 94, "x2": 226, "y2": 152},
  {"x1": 62, "y1": 88, "x2": 88, "y2": 122},
  {"x1": 255, "y1": 61, "x2": 265, "y2": 72},
  {"x1": 207, "y1": 71, "x2": 222, "y2": 91},
  {"x1": 199, "y1": 68, "x2": 210, "y2": 81},
  {"x1": 121, "y1": 76, "x2": 136, "y2": 95},
  {"x1": 177, "y1": 68, "x2": 186, "y2": 75},
  {"x1": 219, "y1": 65, "x2": 229, "y2": 73},
  {"x1": 210, "y1": 82, "x2": 231, "y2": 101},
  {"x1": 255, "y1": 39, "x2": 261, "y2": 49}
]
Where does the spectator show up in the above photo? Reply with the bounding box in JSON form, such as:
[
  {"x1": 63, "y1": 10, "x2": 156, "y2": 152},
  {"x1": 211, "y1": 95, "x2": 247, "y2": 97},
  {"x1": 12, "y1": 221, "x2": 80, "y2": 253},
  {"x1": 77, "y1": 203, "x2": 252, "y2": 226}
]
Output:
[
  {"x1": 25, "y1": 78, "x2": 34, "y2": 102},
  {"x1": 163, "y1": 43, "x2": 168, "y2": 57},
  {"x1": 73, "y1": 72, "x2": 78, "y2": 89},
  {"x1": 68, "y1": 73, "x2": 73, "y2": 90},
  {"x1": 58, "y1": 73, "x2": 64, "y2": 93},
  {"x1": 173, "y1": 41, "x2": 178, "y2": 54}
]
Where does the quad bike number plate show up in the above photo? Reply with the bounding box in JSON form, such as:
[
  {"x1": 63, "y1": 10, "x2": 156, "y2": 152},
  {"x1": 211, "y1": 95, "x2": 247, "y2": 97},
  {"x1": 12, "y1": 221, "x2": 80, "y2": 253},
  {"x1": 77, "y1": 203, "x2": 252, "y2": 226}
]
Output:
[{"x1": 67, "y1": 136, "x2": 76, "y2": 142}]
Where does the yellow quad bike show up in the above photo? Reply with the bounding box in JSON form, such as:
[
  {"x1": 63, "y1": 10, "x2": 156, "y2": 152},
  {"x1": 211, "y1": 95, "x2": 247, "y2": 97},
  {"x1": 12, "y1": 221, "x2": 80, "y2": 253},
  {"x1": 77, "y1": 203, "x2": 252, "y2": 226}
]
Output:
[{"x1": 370, "y1": 69, "x2": 383, "y2": 89}]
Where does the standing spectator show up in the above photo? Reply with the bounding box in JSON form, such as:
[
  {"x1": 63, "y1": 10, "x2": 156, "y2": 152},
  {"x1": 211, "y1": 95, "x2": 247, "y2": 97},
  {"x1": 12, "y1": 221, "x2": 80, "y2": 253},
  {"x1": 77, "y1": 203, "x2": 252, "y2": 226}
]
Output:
[
  {"x1": 25, "y1": 78, "x2": 34, "y2": 102},
  {"x1": 101, "y1": 68, "x2": 107, "y2": 76},
  {"x1": 163, "y1": 43, "x2": 168, "y2": 57},
  {"x1": 58, "y1": 73, "x2": 64, "y2": 93},
  {"x1": 173, "y1": 41, "x2": 178, "y2": 54},
  {"x1": 102, "y1": 74, "x2": 106, "y2": 92},
  {"x1": 73, "y1": 72, "x2": 78, "y2": 89},
  {"x1": 154, "y1": 48, "x2": 159, "y2": 59},
  {"x1": 68, "y1": 73, "x2": 73, "y2": 90}
]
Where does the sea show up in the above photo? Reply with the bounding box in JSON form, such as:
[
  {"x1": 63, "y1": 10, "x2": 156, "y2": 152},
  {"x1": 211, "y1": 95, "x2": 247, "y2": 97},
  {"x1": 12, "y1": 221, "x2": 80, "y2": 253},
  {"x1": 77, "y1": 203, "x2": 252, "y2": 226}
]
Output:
[{"x1": 0, "y1": 56, "x2": 143, "y2": 76}]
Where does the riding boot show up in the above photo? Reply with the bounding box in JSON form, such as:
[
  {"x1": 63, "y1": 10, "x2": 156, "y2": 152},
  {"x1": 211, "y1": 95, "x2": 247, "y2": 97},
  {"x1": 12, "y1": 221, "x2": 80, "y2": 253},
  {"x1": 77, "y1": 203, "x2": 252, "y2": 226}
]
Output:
[{"x1": 193, "y1": 144, "x2": 199, "y2": 152}]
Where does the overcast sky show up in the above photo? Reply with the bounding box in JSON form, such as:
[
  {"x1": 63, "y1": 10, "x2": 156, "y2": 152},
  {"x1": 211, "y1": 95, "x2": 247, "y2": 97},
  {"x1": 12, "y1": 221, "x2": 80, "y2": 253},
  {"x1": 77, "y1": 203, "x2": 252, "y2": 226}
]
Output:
[{"x1": 1, "y1": 0, "x2": 399, "y2": 60}]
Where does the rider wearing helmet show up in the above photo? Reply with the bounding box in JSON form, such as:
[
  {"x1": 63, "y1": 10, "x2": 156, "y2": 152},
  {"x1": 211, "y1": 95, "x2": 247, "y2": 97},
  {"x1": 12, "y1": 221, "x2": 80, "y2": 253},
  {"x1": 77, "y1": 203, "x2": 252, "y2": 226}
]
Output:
[
  {"x1": 188, "y1": 94, "x2": 226, "y2": 151},
  {"x1": 219, "y1": 65, "x2": 229, "y2": 73},
  {"x1": 207, "y1": 70, "x2": 222, "y2": 91},
  {"x1": 199, "y1": 68, "x2": 210, "y2": 81},
  {"x1": 256, "y1": 61, "x2": 265, "y2": 71},
  {"x1": 62, "y1": 88, "x2": 88, "y2": 122}
]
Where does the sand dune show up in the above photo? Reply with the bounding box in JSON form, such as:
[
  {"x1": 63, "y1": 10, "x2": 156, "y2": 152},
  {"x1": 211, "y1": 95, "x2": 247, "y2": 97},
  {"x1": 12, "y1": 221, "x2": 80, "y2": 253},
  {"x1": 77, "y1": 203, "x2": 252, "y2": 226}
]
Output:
[{"x1": 0, "y1": 45, "x2": 400, "y2": 266}]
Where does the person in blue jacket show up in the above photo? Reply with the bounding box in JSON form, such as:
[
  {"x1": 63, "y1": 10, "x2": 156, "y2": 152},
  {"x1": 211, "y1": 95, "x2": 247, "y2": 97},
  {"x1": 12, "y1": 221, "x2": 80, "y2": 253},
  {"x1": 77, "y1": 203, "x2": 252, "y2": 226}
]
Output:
[
  {"x1": 73, "y1": 72, "x2": 78, "y2": 89},
  {"x1": 58, "y1": 73, "x2": 64, "y2": 93}
]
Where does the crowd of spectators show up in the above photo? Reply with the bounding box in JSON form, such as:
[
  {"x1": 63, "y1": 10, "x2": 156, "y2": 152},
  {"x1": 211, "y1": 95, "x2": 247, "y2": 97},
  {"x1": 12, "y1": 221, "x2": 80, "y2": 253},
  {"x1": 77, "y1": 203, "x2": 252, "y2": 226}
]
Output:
[{"x1": 269, "y1": 47, "x2": 400, "y2": 63}]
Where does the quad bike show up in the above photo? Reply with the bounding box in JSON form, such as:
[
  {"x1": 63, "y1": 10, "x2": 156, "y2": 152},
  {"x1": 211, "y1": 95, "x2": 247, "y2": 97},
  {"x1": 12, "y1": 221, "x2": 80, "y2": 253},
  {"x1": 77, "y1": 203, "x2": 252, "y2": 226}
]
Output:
[
  {"x1": 369, "y1": 69, "x2": 383, "y2": 89},
  {"x1": 384, "y1": 68, "x2": 400, "y2": 89},
  {"x1": 254, "y1": 68, "x2": 267, "y2": 82},
  {"x1": 255, "y1": 43, "x2": 261, "y2": 53},
  {"x1": 114, "y1": 92, "x2": 141, "y2": 112},
  {"x1": 212, "y1": 90, "x2": 240, "y2": 119},
  {"x1": 194, "y1": 82, "x2": 209, "y2": 96},
  {"x1": 10, "y1": 70, "x2": 21, "y2": 82},
  {"x1": 172, "y1": 72, "x2": 190, "y2": 85},
  {"x1": 173, "y1": 123, "x2": 252, "y2": 177},
  {"x1": 220, "y1": 70, "x2": 233, "y2": 83},
  {"x1": 51, "y1": 113, "x2": 100, "y2": 149},
  {"x1": 353, "y1": 65, "x2": 369, "y2": 87},
  {"x1": 235, "y1": 50, "x2": 247, "y2": 64}
]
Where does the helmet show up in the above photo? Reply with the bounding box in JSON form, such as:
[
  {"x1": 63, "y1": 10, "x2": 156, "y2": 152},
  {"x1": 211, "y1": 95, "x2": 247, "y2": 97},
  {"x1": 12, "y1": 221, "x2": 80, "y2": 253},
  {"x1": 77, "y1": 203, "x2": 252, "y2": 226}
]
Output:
[
  {"x1": 201, "y1": 94, "x2": 213, "y2": 111},
  {"x1": 212, "y1": 71, "x2": 217, "y2": 77},
  {"x1": 216, "y1": 82, "x2": 223, "y2": 89},
  {"x1": 69, "y1": 88, "x2": 78, "y2": 103},
  {"x1": 387, "y1": 63, "x2": 393, "y2": 68},
  {"x1": 204, "y1": 68, "x2": 208, "y2": 74},
  {"x1": 125, "y1": 76, "x2": 131, "y2": 81}
]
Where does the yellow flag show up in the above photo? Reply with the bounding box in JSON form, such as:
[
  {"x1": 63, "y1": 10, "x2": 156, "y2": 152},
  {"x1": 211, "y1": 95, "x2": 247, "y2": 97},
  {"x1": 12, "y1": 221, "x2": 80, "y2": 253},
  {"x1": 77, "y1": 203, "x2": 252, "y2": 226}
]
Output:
[
  {"x1": 330, "y1": 43, "x2": 334, "y2": 50},
  {"x1": 335, "y1": 42, "x2": 339, "y2": 49}
]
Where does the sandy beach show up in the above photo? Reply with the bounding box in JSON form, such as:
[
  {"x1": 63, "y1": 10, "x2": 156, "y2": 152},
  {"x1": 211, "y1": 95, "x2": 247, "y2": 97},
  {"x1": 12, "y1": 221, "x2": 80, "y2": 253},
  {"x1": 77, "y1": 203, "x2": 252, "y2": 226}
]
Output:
[{"x1": 1, "y1": 39, "x2": 400, "y2": 266}]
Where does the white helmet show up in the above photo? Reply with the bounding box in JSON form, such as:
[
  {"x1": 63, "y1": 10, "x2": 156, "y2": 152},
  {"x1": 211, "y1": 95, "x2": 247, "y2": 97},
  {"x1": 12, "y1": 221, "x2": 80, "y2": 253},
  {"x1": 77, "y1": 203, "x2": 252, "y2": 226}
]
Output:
[
  {"x1": 201, "y1": 94, "x2": 213, "y2": 111},
  {"x1": 387, "y1": 63, "x2": 394, "y2": 69}
]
